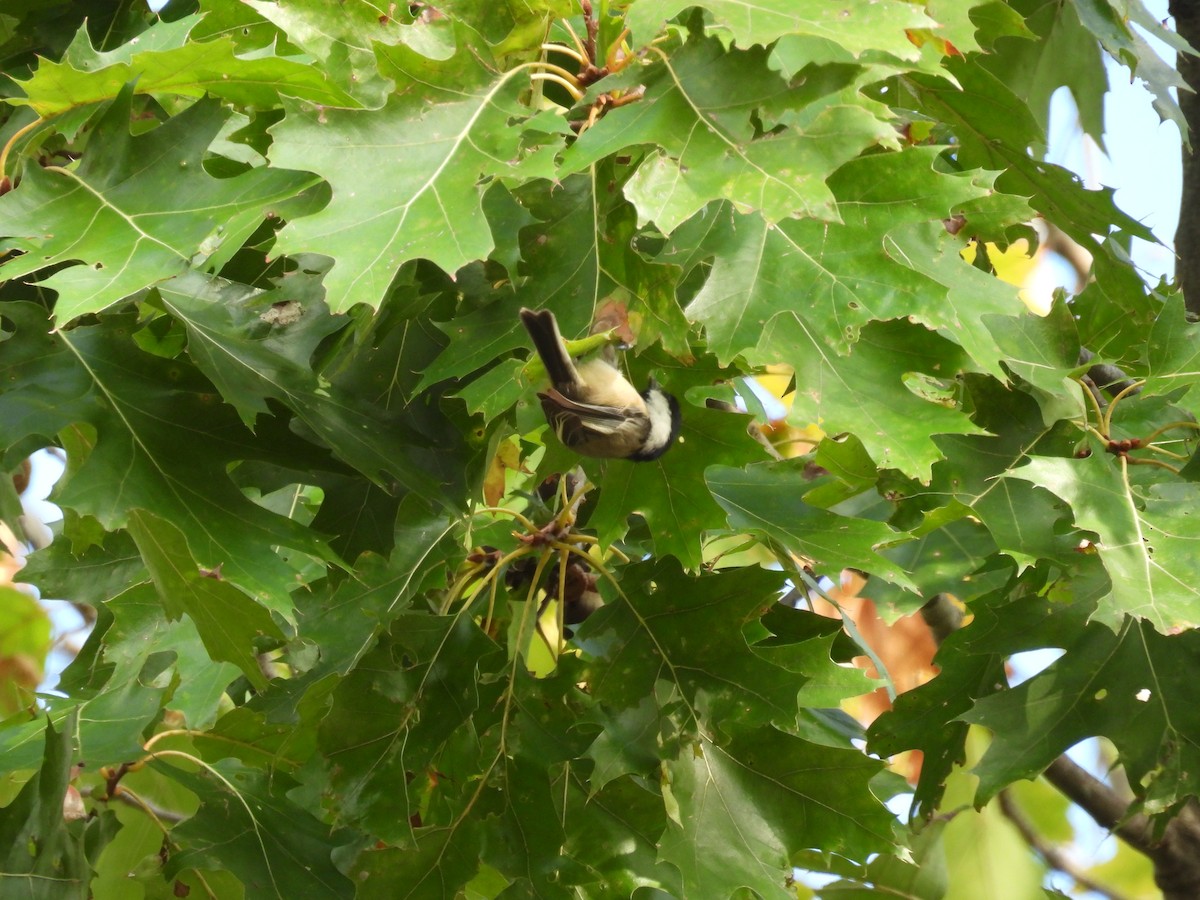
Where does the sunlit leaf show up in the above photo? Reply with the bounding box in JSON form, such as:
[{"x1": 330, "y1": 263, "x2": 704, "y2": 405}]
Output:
[{"x1": 0, "y1": 91, "x2": 318, "y2": 323}]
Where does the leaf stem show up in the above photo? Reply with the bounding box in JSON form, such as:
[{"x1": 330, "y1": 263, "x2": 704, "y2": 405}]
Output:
[
  {"x1": 1143, "y1": 420, "x2": 1200, "y2": 445},
  {"x1": 530, "y1": 72, "x2": 586, "y2": 101},
  {"x1": 560, "y1": 18, "x2": 590, "y2": 66},
  {"x1": 1078, "y1": 377, "x2": 1107, "y2": 433},
  {"x1": 1101, "y1": 379, "x2": 1146, "y2": 436},
  {"x1": 525, "y1": 60, "x2": 584, "y2": 87},
  {"x1": 605, "y1": 27, "x2": 632, "y2": 70},
  {"x1": 1145, "y1": 443, "x2": 1189, "y2": 461},
  {"x1": 541, "y1": 41, "x2": 586, "y2": 65},
  {"x1": 1126, "y1": 456, "x2": 1181, "y2": 474},
  {"x1": 0, "y1": 117, "x2": 42, "y2": 181},
  {"x1": 472, "y1": 505, "x2": 538, "y2": 534},
  {"x1": 794, "y1": 563, "x2": 897, "y2": 702},
  {"x1": 142, "y1": 728, "x2": 300, "y2": 768}
]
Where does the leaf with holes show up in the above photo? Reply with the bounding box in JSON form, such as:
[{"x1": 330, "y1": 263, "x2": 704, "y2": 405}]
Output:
[{"x1": 1006, "y1": 448, "x2": 1200, "y2": 630}]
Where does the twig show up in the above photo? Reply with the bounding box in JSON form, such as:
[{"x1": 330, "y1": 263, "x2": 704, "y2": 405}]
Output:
[
  {"x1": 82, "y1": 784, "x2": 186, "y2": 825},
  {"x1": 998, "y1": 788, "x2": 1133, "y2": 900}
]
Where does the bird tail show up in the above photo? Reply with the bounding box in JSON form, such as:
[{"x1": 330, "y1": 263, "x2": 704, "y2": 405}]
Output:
[{"x1": 520, "y1": 308, "x2": 581, "y2": 389}]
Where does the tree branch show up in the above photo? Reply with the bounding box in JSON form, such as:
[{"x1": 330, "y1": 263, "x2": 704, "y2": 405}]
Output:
[
  {"x1": 1043, "y1": 751, "x2": 1200, "y2": 899},
  {"x1": 1170, "y1": 0, "x2": 1200, "y2": 317},
  {"x1": 920, "y1": 601, "x2": 1200, "y2": 898},
  {"x1": 997, "y1": 788, "x2": 1133, "y2": 900}
]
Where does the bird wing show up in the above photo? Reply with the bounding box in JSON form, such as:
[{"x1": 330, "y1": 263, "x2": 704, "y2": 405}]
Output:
[{"x1": 538, "y1": 388, "x2": 634, "y2": 439}]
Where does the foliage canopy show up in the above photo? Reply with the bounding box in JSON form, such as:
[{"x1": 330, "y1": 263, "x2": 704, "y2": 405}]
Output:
[{"x1": 0, "y1": 0, "x2": 1195, "y2": 897}]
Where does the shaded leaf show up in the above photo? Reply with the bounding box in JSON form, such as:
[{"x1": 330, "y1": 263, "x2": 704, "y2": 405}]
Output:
[
  {"x1": 575, "y1": 559, "x2": 802, "y2": 733},
  {"x1": 0, "y1": 712, "x2": 116, "y2": 900},
  {"x1": 0, "y1": 303, "x2": 334, "y2": 606},
  {"x1": 352, "y1": 823, "x2": 482, "y2": 900},
  {"x1": 160, "y1": 759, "x2": 356, "y2": 899},
  {"x1": 966, "y1": 618, "x2": 1200, "y2": 811},
  {"x1": 707, "y1": 461, "x2": 916, "y2": 591},
  {"x1": 128, "y1": 508, "x2": 283, "y2": 691},
  {"x1": 157, "y1": 271, "x2": 443, "y2": 499},
  {"x1": 660, "y1": 728, "x2": 895, "y2": 899}
]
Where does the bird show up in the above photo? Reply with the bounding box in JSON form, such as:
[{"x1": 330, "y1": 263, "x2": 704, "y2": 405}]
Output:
[{"x1": 519, "y1": 307, "x2": 680, "y2": 461}]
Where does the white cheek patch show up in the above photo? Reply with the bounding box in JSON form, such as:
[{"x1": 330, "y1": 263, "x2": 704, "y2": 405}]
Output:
[{"x1": 643, "y1": 391, "x2": 676, "y2": 451}]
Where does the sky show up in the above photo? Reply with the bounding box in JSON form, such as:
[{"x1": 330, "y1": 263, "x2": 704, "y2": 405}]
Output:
[{"x1": 1047, "y1": 0, "x2": 1180, "y2": 282}]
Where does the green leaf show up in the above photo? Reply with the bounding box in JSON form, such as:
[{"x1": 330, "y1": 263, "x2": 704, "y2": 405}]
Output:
[
  {"x1": 575, "y1": 559, "x2": 805, "y2": 732},
  {"x1": 0, "y1": 303, "x2": 334, "y2": 607},
  {"x1": 0, "y1": 711, "x2": 117, "y2": 900},
  {"x1": 707, "y1": 462, "x2": 917, "y2": 591},
  {"x1": 295, "y1": 501, "x2": 457, "y2": 681},
  {"x1": 926, "y1": 0, "x2": 1029, "y2": 55},
  {"x1": 268, "y1": 68, "x2": 544, "y2": 313},
  {"x1": 530, "y1": 169, "x2": 693, "y2": 354},
  {"x1": 907, "y1": 59, "x2": 1153, "y2": 244},
  {"x1": 565, "y1": 38, "x2": 898, "y2": 232},
  {"x1": 317, "y1": 614, "x2": 504, "y2": 841},
  {"x1": 763, "y1": 317, "x2": 985, "y2": 478},
  {"x1": 660, "y1": 728, "x2": 895, "y2": 899},
  {"x1": 1145, "y1": 293, "x2": 1200, "y2": 398},
  {"x1": 1007, "y1": 449, "x2": 1200, "y2": 630},
  {"x1": 868, "y1": 579, "x2": 1096, "y2": 815},
  {"x1": 17, "y1": 527, "x2": 144, "y2": 610},
  {"x1": 588, "y1": 386, "x2": 767, "y2": 569},
  {"x1": 924, "y1": 378, "x2": 1079, "y2": 570},
  {"x1": 626, "y1": 0, "x2": 935, "y2": 56},
  {"x1": 353, "y1": 823, "x2": 482, "y2": 900},
  {"x1": 128, "y1": 508, "x2": 284, "y2": 692},
  {"x1": 0, "y1": 92, "x2": 318, "y2": 323},
  {"x1": 240, "y1": 0, "x2": 416, "y2": 107},
  {"x1": 1, "y1": 0, "x2": 1195, "y2": 890},
  {"x1": 965, "y1": 618, "x2": 1200, "y2": 811},
  {"x1": 982, "y1": 299, "x2": 1084, "y2": 397},
  {"x1": 977, "y1": 0, "x2": 1106, "y2": 141},
  {"x1": 481, "y1": 755, "x2": 570, "y2": 896},
  {"x1": 156, "y1": 271, "x2": 445, "y2": 499},
  {"x1": 1071, "y1": 0, "x2": 1189, "y2": 142},
  {"x1": 12, "y1": 18, "x2": 359, "y2": 116},
  {"x1": 560, "y1": 776, "x2": 683, "y2": 894},
  {"x1": 679, "y1": 149, "x2": 1018, "y2": 365},
  {"x1": 159, "y1": 759, "x2": 357, "y2": 899},
  {"x1": 105, "y1": 585, "x2": 241, "y2": 729},
  {"x1": 0, "y1": 594, "x2": 175, "y2": 769}
]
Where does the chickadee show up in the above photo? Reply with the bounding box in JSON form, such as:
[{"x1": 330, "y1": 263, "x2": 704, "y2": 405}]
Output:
[{"x1": 519, "y1": 307, "x2": 680, "y2": 461}]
